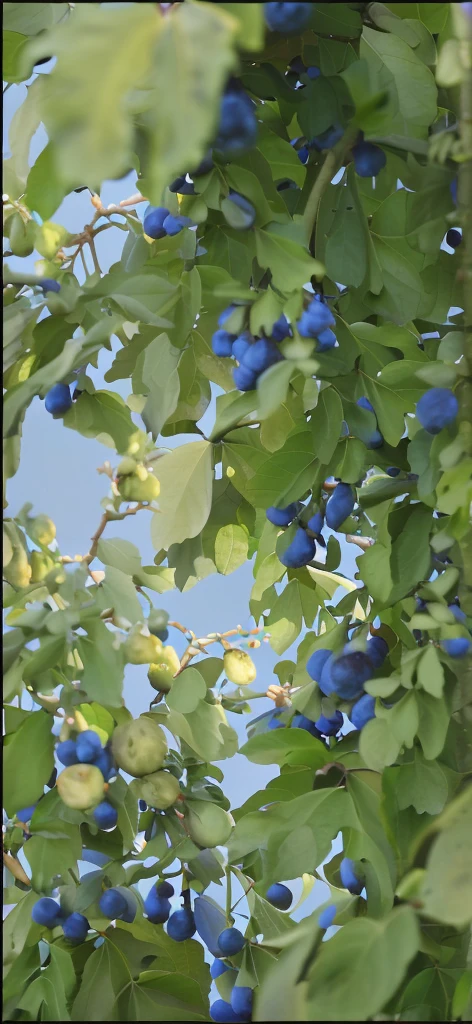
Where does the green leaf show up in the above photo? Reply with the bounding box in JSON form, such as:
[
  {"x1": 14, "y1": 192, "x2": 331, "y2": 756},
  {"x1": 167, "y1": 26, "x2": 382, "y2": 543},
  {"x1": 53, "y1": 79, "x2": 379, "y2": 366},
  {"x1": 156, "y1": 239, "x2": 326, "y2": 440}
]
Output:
[
  {"x1": 140, "y1": 334, "x2": 181, "y2": 440},
  {"x1": 240, "y1": 730, "x2": 329, "y2": 769},
  {"x1": 17, "y1": 946, "x2": 76, "y2": 1022},
  {"x1": 150, "y1": 441, "x2": 213, "y2": 551},
  {"x1": 255, "y1": 227, "x2": 324, "y2": 292},
  {"x1": 420, "y1": 790, "x2": 472, "y2": 928},
  {"x1": 3, "y1": 711, "x2": 54, "y2": 816},
  {"x1": 416, "y1": 692, "x2": 449, "y2": 760},
  {"x1": 417, "y1": 644, "x2": 445, "y2": 698},
  {"x1": 214, "y1": 524, "x2": 249, "y2": 575},
  {"x1": 64, "y1": 391, "x2": 138, "y2": 454},
  {"x1": 359, "y1": 717, "x2": 401, "y2": 772},
  {"x1": 166, "y1": 667, "x2": 207, "y2": 714},
  {"x1": 76, "y1": 619, "x2": 124, "y2": 707},
  {"x1": 268, "y1": 578, "x2": 320, "y2": 654},
  {"x1": 394, "y1": 752, "x2": 448, "y2": 815},
  {"x1": 25, "y1": 142, "x2": 67, "y2": 220},
  {"x1": 3, "y1": 30, "x2": 30, "y2": 84},
  {"x1": 257, "y1": 360, "x2": 294, "y2": 420},
  {"x1": 71, "y1": 938, "x2": 125, "y2": 1022},
  {"x1": 100, "y1": 566, "x2": 143, "y2": 625},
  {"x1": 25, "y1": 820, "x2": 81, "y2": 890},
  {"x1": 361, "y1": 27, "x2": 437, "y2": 137},
  {"x1": 310, "y1": 387, "x2": 344, "y2": 465},
  {"x1": 305, "y1": 907, "x2": 419, "y2": 1021},
  {"x1": 164, "y1": 701, "x2": 239, "y2": 762},
  {"x1": 97, "y1": 538, "x2": 142, "y2": 577},
  {"x1": 216, "y1": 2, "x2": 265, "y2": 51}
]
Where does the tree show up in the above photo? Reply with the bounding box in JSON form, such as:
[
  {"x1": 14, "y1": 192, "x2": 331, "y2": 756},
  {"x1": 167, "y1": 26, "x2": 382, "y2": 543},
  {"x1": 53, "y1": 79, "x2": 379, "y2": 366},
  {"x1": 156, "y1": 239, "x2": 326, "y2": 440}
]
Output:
[{"x1": 3, "y1": 1, "x2": 472, "y2": 1020}]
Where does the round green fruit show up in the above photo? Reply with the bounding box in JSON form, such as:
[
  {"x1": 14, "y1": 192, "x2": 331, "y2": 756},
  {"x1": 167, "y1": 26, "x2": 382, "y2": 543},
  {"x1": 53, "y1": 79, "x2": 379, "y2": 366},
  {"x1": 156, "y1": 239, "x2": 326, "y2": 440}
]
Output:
[
  {"x1": 118, "y1": 467, "x2": 160, "y2": 503},
  {"x1": 29, "y1": 514, "x2": 56, "y2": 547},
  {"x1": 147, "y1": 645, "x2": 180, "y2": 692},
  {"x1": 111, "y1": 716, "x2": 167, "y2": 777},
  {"x1": 57, "y1": 764, "x2": 105, "y2": 810},
  {"x1": 223, "y1": 649, "x2": 256, "y2": 686},
  {"x1": 9, "y1": 213, "x2": 37, "y2": 257},
  {"x1": 148, "y1": 608, "x2": 169, "y2": 635},
  {"x1": 116, "y1": 456, "x2": 138, "y2": 476},
  {"x1": 124, "y1": 631, "x2": 162, "y2": 665},
  {"x1": 184, "y1": 800, "x2": 233, "y2": 848},
  {"x1": 4, "y1": 545, "x2": 32, "y2": 589},
  {"x1": 139, "y1": 770, "x2": 181, "y2": 809},
  {"x1": 30, "y1": 550, "x2": 56, "y2": 583}
]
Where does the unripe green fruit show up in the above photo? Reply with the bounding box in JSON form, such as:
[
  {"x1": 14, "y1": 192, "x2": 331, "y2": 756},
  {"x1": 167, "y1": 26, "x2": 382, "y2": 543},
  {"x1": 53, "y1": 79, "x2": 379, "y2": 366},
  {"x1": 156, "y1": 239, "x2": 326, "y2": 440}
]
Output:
[
  {"x1": 118, "y1": 469, "x2": 160, "y2": 503},
  {"x1": 124, "y1": 631, "x2": 162, "y2": 665},
  {"x1": 148, "y1": 608, "x2": 169, "y2": 635},
  {"x1": 111, "y1": 716, "x2": 167, "y2": 777},
  {"x1": 29, "y1": 514, "x2": 56, "y2": 547},
  {"x1": 57, "y1": 763, "x2": 105, "y2": 810},
  {"x1": 116, "y1": 456, "x2": 138, "y2": 476},
  {"x1": 4, "y1": 546, "x2": 32, "y2": 589},
  {"x1": 139, "y1": 770, "x2": 181, "y2": 809},
  {"x1": 223, "y1": 649, "x2": 256, "y2": 686},
  {"x1": 184, "y1": 800, "x2": 233, "y2": 848},
  {"x1": 9, "y1": 214, "x2": 37, "y2": 257},
  {"x1": 30, "y1": 550, "x2": 56, "y2": 583},
  {"x1": 148, "y1": 645, "x2": 180, "y2": 692}
]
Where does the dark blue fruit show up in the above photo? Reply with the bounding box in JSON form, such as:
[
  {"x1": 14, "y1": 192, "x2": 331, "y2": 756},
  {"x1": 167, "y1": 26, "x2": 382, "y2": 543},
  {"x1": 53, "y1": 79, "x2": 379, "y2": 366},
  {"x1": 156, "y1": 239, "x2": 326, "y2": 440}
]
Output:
[
  {"x1": 63, "y1": 912, "x2": 89, "y2": 943},
  {"x1": 163, "y1": 213, "x2": 191, "y2": 236},
  {"x1": 331, "y1": 651, "x2": 373, "y2": 699},
  {"x1": 17, "y1": 804, "x2": 37, "y2": 822},
  {"x1": 316, "y1": 328, "x2": 337, "y2": 351},
  {"x1": 76, "y1": 730, "x2": 102, "y2": 764},
  {"x1": 210, "y1": 959, "x2": 235, "y2": 980},
  {"x1": 217, "y1": 926, "x2": 246, "y2": 956},
  {"x1": 210, "y1": 1000, "x2": 241, "y2": 1023},
  {"x1": 386, "y1": 467, "x2": 400, "y2": 477},
  {"x1": 325, "y1": 483, "x2": 355, "y2": 530},
  {"x1": 416, "y1": 388, "x2": 459, "y2": 434},
  {"x1": 297, "y1": 145, "x2": 309, "y2": 164},
  {"x1": 45, "y1": 383, "x2": 72, "y2": 416},
  {"x1": 307, "y1": 511, "x2": 324, "y2": 535},
  {"x1": 307, "y1": 65, "x2": 321, "y2": 79},
  {"x1": 157, "y1": 880, "x2": 175, "y2": 899},
  {"x1": 212, "y1": 329, "x2": 236, "y2": 357},
  {"x1": 450, "y1": 178, "x2": 458, "y2": 205},
  {"x1": 40, "y1": 278, "x2": 61, "y2": 293},
  {"x1": 191, "y1": 152, "x2": 214, "y2": 177},
  {"x1": 215, "y1": 92, "x2": 257, "y2": 157},
  {"x1": 442, "y1": 638, "x2": 471, "y2": 658},
  {"x1": 266, "y1": 503, "x2": 299, "y2": 527},
  {"x1": 449, "y1": 603, "x2": 467, "y2": 624},
  {"x1": 272, "y1": 313, "x2": 292, "y2": 342},
  {"x1": 265, "y1": 883, "x2": 292, "y2": 910},
  {"x1": 349, "y1": 694, "x2": 375, "y2": 730},
  {"x1": 231, "y1": 986, "x2": 253, "y2": 1022},
  {"x1": 318, "y1": 903, "x2": 336, "y2": 929},
  {"x1": 232, "y1": 332, "x2": 254, "y2": 362},
  {"x1": 242, "y1": 338, "x2": 282, "y2": 373},
  {"x1": 297, "y1": 300, "x2": 335, "y2": 338},
  {"x1": 144, "y1": 889, "x2": 171, "y2": 924},
  {"x1": 352, "y1": 141, "x2": 386, "y2": 177},
  {"x1": 366, "y1": 636, "x2": 388, "y2": 668},
  {"x1": 446, "y1": 228, "x2": 462, "y2": 248},
  {"x1": 357, "y1": 396, "x2": 374, "y2": 413},
  {"x1": 318, "y1": 654, "x2": 336, "y2": 696},
  {"x1": 306, "y1": 647, "x2": 331, "y2": 682},
  {"x1": 56, "y1": 739, "x2": 78, "y2": 767},
  {"x1": 264, "y1": 3, "x2": 312, "y2": 34},
  {"x1": 233, "y1": 365, "x2": 257, "y2": 392},
  {"x1": 292, "y1": 714, "x2": 322, "y2": 738},
  {"x1": 143, "y1": 206, "x2": 169, "y2": 239},
  {"x1": 224, "y1": 191, "x2": 256, "y2": 230},
  {"x1": 99, "y1": 887, "x2": 128, "y2": 920},
  {"x1": 94, "y1": 749, "x2": 114, "y2": 781},
  {"x1": 169, "y1": 175, "x2": 188, "y2": 194},
  {"x1": 279, "y1": 527, "x2": 316, "y2": 568},
  {"x1": 309, "y1": 124, "x2": 344, "y2": 151},
  {"x1": 139, "y1": 799, "x2": 147, "y2": 812},
  {"x1": 167, "y1": 907, "x2": 196, "y2": 941},
  {"x1": 315, "y1": 710, "x2": 343, "y2": 736},
  {"x1": 93, "y1": 800, "x2": 118, "y2": 830},
  {"x1": 340, "y1": 857, "x2": 364, "y2": 895},
  {"x1": 32, "y1": 898, "x2": 62, "y2": 928}
]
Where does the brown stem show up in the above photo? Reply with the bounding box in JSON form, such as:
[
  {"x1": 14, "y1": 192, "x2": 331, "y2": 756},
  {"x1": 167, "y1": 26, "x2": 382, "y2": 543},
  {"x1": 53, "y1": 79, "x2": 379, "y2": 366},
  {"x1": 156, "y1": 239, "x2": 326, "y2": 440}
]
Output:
[{"x1": 3, "y1": 852, "x2": 30, "y2": 886}]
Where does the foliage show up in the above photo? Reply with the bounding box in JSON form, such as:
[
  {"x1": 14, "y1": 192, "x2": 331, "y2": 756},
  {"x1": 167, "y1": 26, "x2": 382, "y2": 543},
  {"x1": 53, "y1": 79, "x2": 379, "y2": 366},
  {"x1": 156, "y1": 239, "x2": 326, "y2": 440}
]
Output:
[{"x1": 3, "y1": 2, "x2": 472, "y2": 1022}]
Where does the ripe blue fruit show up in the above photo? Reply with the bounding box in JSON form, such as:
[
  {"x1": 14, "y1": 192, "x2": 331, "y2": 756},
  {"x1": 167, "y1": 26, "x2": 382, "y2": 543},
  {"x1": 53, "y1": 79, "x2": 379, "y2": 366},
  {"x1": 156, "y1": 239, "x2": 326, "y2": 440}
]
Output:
[
  {"x1": 297, "y1": 300, "x2": 335, "y2": 337},
  {"x1": 32, "y1": 897, "x2": 62, "y2": 927},
  {"x1": 224, "y1": 191, "x2": 256, "y2": 230},
  {"x1": 386, "y1": 467, "x2": 400, "y2": 477},
  {"x1": 309, "y1": 124, "x2": 344, "y2": 151},
  {"x1": 144, "y1": 889, "x2": 171, "y2": 924},
  {"x1": 218, "y1": 305, "x2": 237, "y2": 327},
  {"x1": 318, "y1": 654, "x2": 336, "y2": 696},
  {"x1": 340, "y1": 857, "x2": 364, "y2": 895},
  {"x1": 442, "y1": 637, "x2": 471, "y2": 658},
  {"x1": 163, "y1": 213, "x2": 191, "y2": 236},
  {"x1": 56, "y1": 739, "x2": 78, "y2": 766},
  {"x1": 167, "y1": 907, "x2": 196, "y2": 941},
  {"x1": 279, "y1": 527, "x2": 316, "y2": 568},
  {"x1": 63, "y1": 912, "x2": 89, "y2": 943},
  {"x1": 352, "y1": 141, "x2": 386, "y2": 177},
  {"x1": 268, "y1": 709, "x2": 285, "y2": 729},
  {"x1": 316, "y1": 328, "x2": 337, "y2": 351},
  {"x1": 45, "y1": 383, "x2": 72, "y2": 416},
  {"x1": 366, "y1": 636, "x2": 388, "y2": 668},
  {"x1": 449, "y1": 603, "x2": 467, "y2": 624},
  {"x1": 99, "y1": 887, "x2": 128, "y2": 920},
  {"x1": 315, "y1": 710, "x2": 343, "y2": 736},
  {"x1": 264, "y1": 3, "x2": 312, "y2": 34},
  {"x1": 307, "y1": 511, "x2": 324, "y2": 535},
  {"x1": 17, "y1": 804, "x2": 37, "y2": 822},
  {"x1": 143, "y1": 206, "x2": 169, "y2": 239},
  {"x1": 93, "y1": 800, "x2": 118, "y2": 830},
  {"x1": 157, "y1": 880, "x2": 174, "y2": 899},
  {"x1": 233, "y1": 364, "x2": 257, "y2": 392},
  {"x1": 169, "y1": 175, "x2": 191, "y2": 194},
  {"x1": 357, "y1": 396, "x2": 374, "y2": 413},
  {"x1": 231, "y1": 986, "x2": 253, "y2": 1022},
  {"x1": 212, "y1": 329, "x2": 236, "y2": 357},
  {"x1": 265, "y1": 883, "x2": 292, "y2": 910},
  {"x1": 325, "y1": 483, "x2": 355, "y2": 530},
  {"x1": 94, "y1": 748, "x2": 114, "y2": 781},
  {"x1": 266, "y1": 503, "x2": 299, "y2": 527},
  {"x1": 232, "y1": 332, "x2": 254, "y2": 363},
  {"x1": 307, "y1": 65, "x2": 321, "y2": 79},
  {"x1": 215, "y1": 92, "x2": 257, "y2": 157},
  {"x1": 138, "y1": 799, "x2": 147, "y2": 811},
  {"x1": 292, "y1": 713, "x2": 322, "y2": 738},
  {"x1": 40, "y1": 278, "x2": 61, "y2": 293},
  {"x1": 306, "y1": 647, "x2": 331, "y2": 681},
  {"x1": 210, "y1": 1000, "x2": 241, "y2": 1023},
  {"x1": 297, "y1": 145, "x2": 309, "y2": 164},
  {"x1": 446, "y1": 228, "x2": 462, "y2": 248},
  {"x1": 416, "y1": 388, "x2": 459, "y2": 434},
  {"x1": 76, "y1": 730, "x2": 103, "y2": 763},
  {"x1": 217, "y1": 926, "x2": 246, "y2": 956},
  {"x1": 210, "y1": 959, "x2": 234, "y2": 980},
  {"x1": 450, "y1": 178, "x2": 458, "y2": 205},
  {"x1": 349, "y1": 694, "x2": 376, "y2": 730},
  {"x1": 272, "y1": 313, "x2": 291, "y2": 342},
  {"x1": 318, "y1": 903, "x2": 337, "y2": 929},
  {"x1": 242, "y1": 338, "x2": 282, "y2": 373},
  {"x1": 331, "y1": 651, "x2": 373, "y2": 699},
  {"x1": 192, "y1": 152, "x2": 214, "y2": 177}
]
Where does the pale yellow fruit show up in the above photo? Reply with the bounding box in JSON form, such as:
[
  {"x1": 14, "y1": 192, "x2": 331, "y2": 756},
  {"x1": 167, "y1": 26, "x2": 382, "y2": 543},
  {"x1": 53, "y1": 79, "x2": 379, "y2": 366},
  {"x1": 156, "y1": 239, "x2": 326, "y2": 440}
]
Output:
[
  {"x1": 223, "y1": 649, "x2": 256, "y2": 686},
  {"x1": 4, "y1": 546, "x2": 32, "y2": 589},
  {"x1": 118, "y1": 470, "x2": 160, "y2": 503},
  {"x1": 148, "y1": 646, "x2": 180, "y2": 692},
  {"x1": 111, "y1": 716, "x2": 167, "y2": 777},
  {"x1": 57, "y1": 764, "x2": 105, "y2": 810},
  {"x1": 30, "y1": 550, "x2": 55, "y2": 583},
  {"x1": 184, "y1": 801, "x2": 233, "y2": 848},
  {"x1": 139, "y1": 770, "x2": 181, "y2": 809},
  {"x1": 116, "y1": 456, "x2": 138, "y2": 476},
  {"x1": 29, "y1": 514, "x2": 56, "y2": 547},
  {"x1": 124, "y1": 631, "x2": 162, "y2": 665}
]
